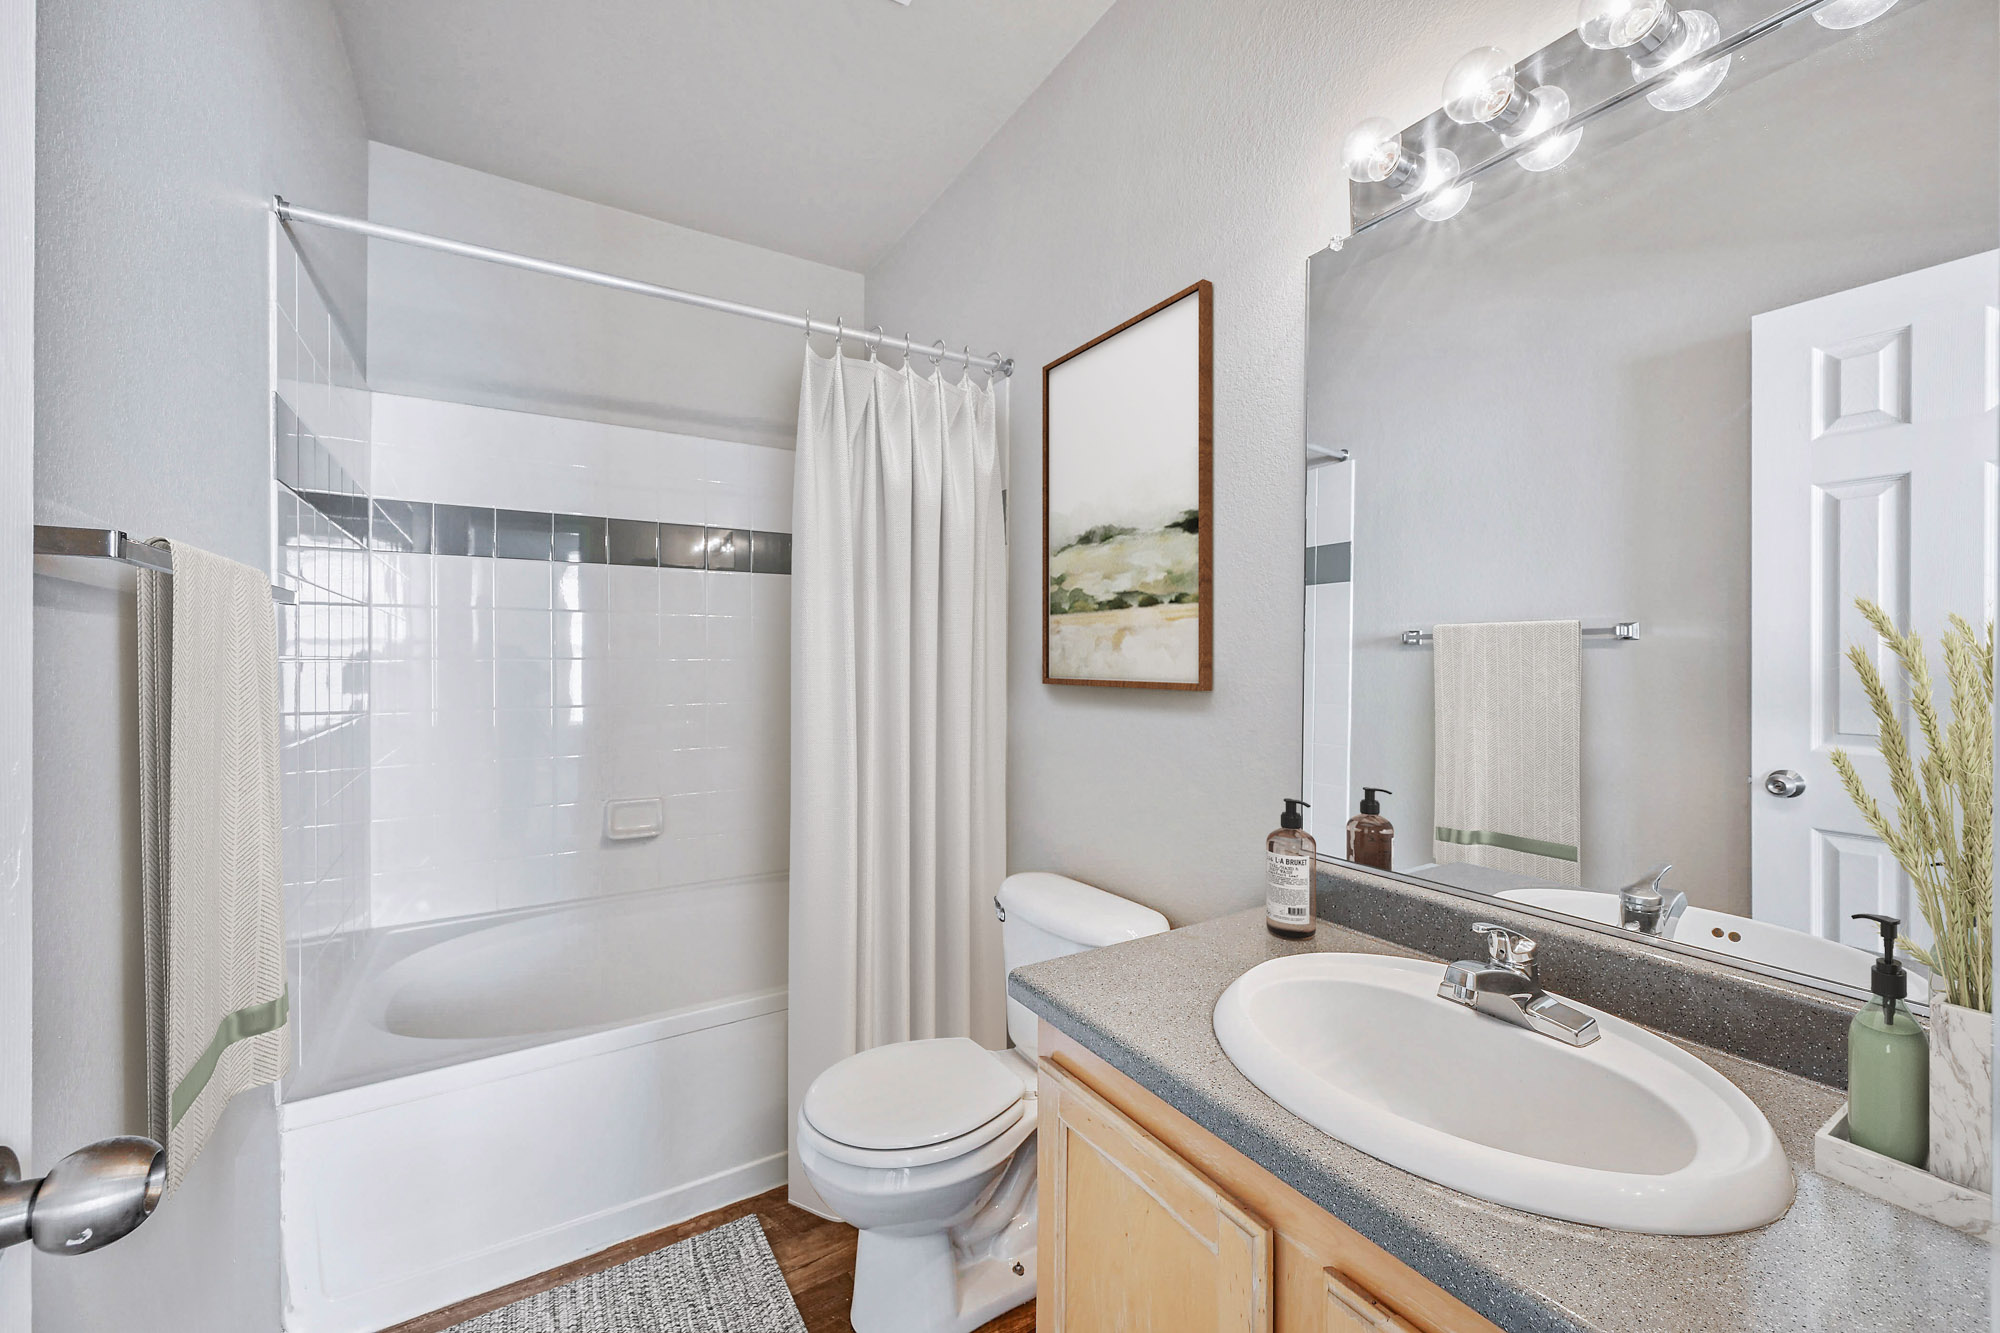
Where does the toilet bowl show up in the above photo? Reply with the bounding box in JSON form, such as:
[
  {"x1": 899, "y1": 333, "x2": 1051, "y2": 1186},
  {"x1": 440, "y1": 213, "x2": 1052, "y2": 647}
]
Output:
[{"x1": 796, "y1": 872, "x2": 1170, "y2": 1333}]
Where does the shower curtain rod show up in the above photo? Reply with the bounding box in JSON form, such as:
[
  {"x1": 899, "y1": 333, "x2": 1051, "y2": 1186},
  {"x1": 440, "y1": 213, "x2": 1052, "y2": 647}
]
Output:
[{"x1": 273, "y1": 198, "x2": 1014, "y2": 377}]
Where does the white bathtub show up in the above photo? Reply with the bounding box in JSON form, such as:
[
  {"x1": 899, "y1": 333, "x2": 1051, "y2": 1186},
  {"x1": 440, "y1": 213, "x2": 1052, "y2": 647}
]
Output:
[{"x1": 279, "y1": 876, "x2": 788, "y2": 1333}]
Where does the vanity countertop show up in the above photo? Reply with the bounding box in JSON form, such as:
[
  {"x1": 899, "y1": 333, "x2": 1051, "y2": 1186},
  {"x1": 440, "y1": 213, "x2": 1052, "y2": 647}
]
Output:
[{"x1": 1008, "y1": 909, "x2": 1987, "y2": 1333}]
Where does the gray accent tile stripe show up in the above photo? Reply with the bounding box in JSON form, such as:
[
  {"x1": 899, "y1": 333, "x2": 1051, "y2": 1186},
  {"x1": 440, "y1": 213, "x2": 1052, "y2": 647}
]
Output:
[
  {"x1": 284, "y1": 485, "x2": 792, "y2": 575},
  {"x1": 1306, "y1": 541, "x2": 1351, "y2": 586}
]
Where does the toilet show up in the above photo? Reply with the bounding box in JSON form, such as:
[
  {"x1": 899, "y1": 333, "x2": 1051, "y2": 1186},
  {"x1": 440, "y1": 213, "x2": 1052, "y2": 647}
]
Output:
[{"x1": 797, "y1": 872, "x2": 1170, "y2": 1333}]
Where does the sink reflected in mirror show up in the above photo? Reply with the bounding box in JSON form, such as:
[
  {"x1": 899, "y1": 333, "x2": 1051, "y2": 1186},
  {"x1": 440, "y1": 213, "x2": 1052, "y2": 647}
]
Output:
[{"x1": 1214, "y1": 954, "x2": 1795, "y2": 1234}]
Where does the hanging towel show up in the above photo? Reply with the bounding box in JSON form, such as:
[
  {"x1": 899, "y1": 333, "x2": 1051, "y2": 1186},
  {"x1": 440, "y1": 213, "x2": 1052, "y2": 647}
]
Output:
[
  {"x1": 137, "y1": 541, "x2": 287, "y2": 1194},
  {"x1": 1432, "y1": 620, "x2": 1582, "y2": 885}
]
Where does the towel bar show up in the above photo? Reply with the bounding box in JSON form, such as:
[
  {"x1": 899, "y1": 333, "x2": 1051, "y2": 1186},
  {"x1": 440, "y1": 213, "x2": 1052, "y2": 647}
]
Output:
[
  {"x1": 1402, "y1": 621, "x2": 1639, "y2": 645},
  {"x1": 34, "y1": 527, "x2": 296, "y2": 604}
]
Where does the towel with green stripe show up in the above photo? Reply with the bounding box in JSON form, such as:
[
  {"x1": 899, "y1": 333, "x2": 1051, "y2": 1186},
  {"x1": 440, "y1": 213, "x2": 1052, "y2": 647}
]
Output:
[
  {"x1": 138, "y1": 540, "x2": 288, "y2": 1194},
  {"x1": 1432, "y1": 620, "x2": 1582, "y2": 886}
]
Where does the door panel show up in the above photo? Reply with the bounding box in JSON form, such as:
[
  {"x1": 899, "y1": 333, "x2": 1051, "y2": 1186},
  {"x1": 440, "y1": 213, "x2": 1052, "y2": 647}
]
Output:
[{"x1": 1751, "y1": 250, "x2": 1998, "y2": 953}]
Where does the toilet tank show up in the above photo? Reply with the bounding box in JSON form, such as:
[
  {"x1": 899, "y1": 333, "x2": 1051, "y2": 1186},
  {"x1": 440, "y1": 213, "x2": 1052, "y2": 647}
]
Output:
[{"x1": 998, "y1": 872, "x2": 1170, "y2": 1058}]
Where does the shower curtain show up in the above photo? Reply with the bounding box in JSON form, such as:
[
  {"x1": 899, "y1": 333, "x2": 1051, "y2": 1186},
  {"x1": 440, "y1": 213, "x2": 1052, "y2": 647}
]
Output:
[{"x1": 786, "y1": 347, "x2": 1008, "y2": 1209}]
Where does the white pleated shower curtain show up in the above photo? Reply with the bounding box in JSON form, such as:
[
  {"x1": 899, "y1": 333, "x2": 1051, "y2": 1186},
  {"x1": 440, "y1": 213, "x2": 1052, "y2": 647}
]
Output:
[{"x1": 786, "y1": 347, "x2": 1009, "y2": 1209}]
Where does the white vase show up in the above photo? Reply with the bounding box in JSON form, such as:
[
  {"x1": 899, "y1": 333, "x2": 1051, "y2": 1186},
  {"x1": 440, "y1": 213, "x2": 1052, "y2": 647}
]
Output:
[{"x1": 1929, "y1": 1001, "x2": 1993, "y2": 1193}]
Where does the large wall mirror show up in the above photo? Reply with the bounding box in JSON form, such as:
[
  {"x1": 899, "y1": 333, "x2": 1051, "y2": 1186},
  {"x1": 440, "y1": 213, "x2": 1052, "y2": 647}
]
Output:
[{"x1": 1302, "y1": 0, "x2": 1996, "y2": 1001}]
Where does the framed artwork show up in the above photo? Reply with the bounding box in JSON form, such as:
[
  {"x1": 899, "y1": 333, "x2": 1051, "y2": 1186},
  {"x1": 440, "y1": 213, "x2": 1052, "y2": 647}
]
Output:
[{"x1": 1042, "y1": 280, "x2": 1213, "y2": 689}]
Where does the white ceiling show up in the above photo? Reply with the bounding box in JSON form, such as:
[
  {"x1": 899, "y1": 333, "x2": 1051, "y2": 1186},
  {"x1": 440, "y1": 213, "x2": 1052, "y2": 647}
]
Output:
[{"x1": 329, "y1": 0, "x2": 1116, "y2": 272}]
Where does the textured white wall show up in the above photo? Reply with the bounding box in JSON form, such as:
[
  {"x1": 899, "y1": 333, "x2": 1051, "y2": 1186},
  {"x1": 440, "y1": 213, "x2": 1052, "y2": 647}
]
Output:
[
  {"x1": 865, "y1": 0, "x2": 1570, "y2": 925},
  {"x1": 31, "y1": 2, "x2": 367, "y2": 1329},
  {"x1": 366, "y1": 144, "x2": 865, "y2": 449}
]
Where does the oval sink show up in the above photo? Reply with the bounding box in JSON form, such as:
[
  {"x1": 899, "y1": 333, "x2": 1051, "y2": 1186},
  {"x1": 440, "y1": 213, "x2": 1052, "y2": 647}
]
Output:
[{"x1": 1213, "y1": 953, "x2": 1794, "y2": 1234}]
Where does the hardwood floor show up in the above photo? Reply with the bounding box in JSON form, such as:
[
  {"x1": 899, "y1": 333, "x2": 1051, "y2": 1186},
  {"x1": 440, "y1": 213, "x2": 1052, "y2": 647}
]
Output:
[{"x1": 380, "y1": 1186, "x2": 1037, "y2": 1333}]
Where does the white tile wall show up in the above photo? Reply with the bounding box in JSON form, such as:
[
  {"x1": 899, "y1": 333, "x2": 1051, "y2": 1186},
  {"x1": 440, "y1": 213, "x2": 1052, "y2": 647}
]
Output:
[
  {"x1": 274, "y1": 230, "x2": 374, "y2": 1081},
  {"x1": 372, "y1": 393, "x2": 793, "y2": 530},
  {"x1": 1303, "y1": 459, "x2": 1354, "y2": 848},
  {"x1": 365, "y1": 396, "x2": 793, "y2": 927}
]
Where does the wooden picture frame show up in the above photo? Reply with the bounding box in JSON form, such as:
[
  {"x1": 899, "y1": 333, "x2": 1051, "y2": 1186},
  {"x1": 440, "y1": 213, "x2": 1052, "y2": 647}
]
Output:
[{"x1": 1042, "y1": 281, "x2": 1213, "y2": 690}]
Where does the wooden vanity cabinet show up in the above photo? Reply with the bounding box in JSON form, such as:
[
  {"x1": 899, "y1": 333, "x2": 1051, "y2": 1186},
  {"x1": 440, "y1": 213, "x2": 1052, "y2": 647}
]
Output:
[{"x1": 1036, "y1": 1023, "x2": 1502, "y2": 1333}]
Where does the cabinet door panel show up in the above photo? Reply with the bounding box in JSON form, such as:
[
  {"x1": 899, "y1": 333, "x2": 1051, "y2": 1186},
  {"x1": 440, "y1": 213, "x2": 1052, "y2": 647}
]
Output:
[
  {"x1": 1044, "y1": 1062, "x2": 1273, "y2": 1333},
  {"x1": 1324, "y1": 1269, "x2": 1420, "y2": 1332}
]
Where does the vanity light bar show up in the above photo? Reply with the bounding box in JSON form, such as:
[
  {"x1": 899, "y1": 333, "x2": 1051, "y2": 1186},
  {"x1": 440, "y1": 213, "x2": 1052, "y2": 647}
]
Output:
[
  {"x1": 1401, "y1": 621, "x2": 1639, "y2": 645},
  {"x1": 1338, "y1": 0, "x2": 1896, "y2": 236}
]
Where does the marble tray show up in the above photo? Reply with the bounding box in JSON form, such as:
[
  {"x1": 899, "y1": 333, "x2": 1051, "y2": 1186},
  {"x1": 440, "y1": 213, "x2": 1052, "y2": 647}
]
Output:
[{"x1": 1815, "y1": 1106, "x2": 1992, "y2": 1240}]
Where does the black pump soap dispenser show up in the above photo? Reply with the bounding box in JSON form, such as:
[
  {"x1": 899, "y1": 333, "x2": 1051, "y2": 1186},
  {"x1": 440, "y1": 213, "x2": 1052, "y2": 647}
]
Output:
[
  {"x1": 1846, "y1": 913, "x2": 1929, "y2": 1166},
  {"x1": 1345, "y1": 788, "x2": 1394, "y2": 871},
  {"x1": 1265, "y1": 799, "x2": 1316, "y2": 939}
]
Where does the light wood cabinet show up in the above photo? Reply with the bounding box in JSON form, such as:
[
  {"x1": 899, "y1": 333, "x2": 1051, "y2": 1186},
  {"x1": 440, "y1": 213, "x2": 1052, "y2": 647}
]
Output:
[
  {"x1": 1039, "y1": 1059, "x2": 1273, "y2": 1332},
  {"x1": 1036, "y1": 1023, "x2": 1502, "y2": 1333}
]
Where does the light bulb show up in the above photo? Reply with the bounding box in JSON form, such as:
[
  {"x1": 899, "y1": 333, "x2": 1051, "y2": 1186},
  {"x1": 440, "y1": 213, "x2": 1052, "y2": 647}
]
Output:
[
  {"x1": 1341, "y1": 118, "x2": 1418, "y2": 188},
  {"x1": 1415, "y1": 149, "x2": 1473, "y2": 222},
  {"x1": 1339, "y1": 119, "x2": 1471, "y2": 222},
  {"x1": 1813, "y1": 0, "x2": 1897, "y2": 28},
  {"x1": 1443, "y1": 47, "x2": 1528, "y2": 130},
  {"x1": 1442, "y1": 47, "x2": 1580, "y2": 171},
  {"x1": 1579, "y1": 0, "x2": 1673, "y2": 49},
  {"x1": 1578, "y1": 0, "x2": 1730, "y2": 111}
]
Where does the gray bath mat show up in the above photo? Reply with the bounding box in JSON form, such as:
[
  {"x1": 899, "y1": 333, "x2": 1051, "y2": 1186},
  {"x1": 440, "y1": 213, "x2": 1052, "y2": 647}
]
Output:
[{"x1": 450, "y1": 1216, "x2": 808, "y2": 1332}]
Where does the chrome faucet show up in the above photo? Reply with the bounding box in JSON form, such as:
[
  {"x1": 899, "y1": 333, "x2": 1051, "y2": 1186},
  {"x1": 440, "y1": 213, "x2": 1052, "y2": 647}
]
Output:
[
  {"x1": 1438, "y1": 924, "x2": 1600, "y2": 1046},
  {"x1": 1617, "y1": 863, "x2": 1686, "y2": 937}
]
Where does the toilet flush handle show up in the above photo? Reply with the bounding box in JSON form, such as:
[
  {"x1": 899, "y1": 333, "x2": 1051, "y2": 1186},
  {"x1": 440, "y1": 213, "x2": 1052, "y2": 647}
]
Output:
[{"x1": 993, "y1": 895, "x2": 1006, "y2": 923}]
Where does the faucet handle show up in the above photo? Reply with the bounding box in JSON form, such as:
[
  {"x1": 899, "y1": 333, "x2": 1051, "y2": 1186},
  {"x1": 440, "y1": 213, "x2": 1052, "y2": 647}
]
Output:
[
  {"x1": 1470, "y1": 922, "x2": 1536, "y2": 975},
  {"x1": 1618, "y1": 863, "x2": 1674, "y2": 907}
]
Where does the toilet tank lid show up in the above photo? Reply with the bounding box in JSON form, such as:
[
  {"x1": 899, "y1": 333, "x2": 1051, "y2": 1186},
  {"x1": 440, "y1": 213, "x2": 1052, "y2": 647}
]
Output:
[{"x1": 998, "y1": 873, "x2": 1170, "y2": 948}]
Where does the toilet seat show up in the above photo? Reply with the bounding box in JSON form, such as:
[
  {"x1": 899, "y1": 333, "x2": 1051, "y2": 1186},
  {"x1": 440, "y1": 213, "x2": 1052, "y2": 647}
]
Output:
[
  {"x1": 801, "y1": 1038, "x2": 1033, "y2": 1170},
  {"x1": 802, "y1": 1099, "x2": 1028, "y2": 1170}
]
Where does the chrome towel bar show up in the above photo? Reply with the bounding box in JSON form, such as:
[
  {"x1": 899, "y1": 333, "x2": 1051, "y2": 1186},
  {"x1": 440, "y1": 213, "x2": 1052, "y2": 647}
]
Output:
[
  {"x1": 1402, "y1": 621, "x2": 1638, "y2": 645},
  {"x1": 34, "y1": 526, "x2": 295, "y2": 604}
]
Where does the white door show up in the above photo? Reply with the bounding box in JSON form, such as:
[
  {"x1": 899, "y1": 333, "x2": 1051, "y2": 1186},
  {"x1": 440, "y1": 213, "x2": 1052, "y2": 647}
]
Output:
[
  {"x1": 1751, "y1": 250, "x2": 1999, "y2": 952},
  {"x1": 0, "y1": 0, "x2": 32, "y2": 1326}
]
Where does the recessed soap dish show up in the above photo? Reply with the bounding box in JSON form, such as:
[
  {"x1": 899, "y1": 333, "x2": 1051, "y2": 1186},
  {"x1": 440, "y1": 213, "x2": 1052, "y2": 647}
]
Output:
[
  {"x1": 603, "y1": 797, "x2": 665, "y2": 841},
  {"x1": 1814, "y1": 1106, "x2": 1991, "y2": 1240}
]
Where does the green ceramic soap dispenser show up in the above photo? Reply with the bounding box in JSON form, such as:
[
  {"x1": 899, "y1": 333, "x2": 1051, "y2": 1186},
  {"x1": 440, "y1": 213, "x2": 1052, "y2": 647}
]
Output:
[{"x1": 1846, "y1": 912, "x2": 1929, "y2": 1166}]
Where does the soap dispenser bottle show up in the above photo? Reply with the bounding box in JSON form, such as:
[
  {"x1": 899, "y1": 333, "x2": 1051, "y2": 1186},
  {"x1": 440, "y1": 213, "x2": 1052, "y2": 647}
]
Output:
[
  {"x1": 1266, "y1": 799, "x2": 1316, "y2": 939},
  {"x1": 1847, "y1": 912, "x2": 1929, "y2": 1166},
  {"x1": 1345, "y1": 788, "x2": 1394, "y2": 871}
]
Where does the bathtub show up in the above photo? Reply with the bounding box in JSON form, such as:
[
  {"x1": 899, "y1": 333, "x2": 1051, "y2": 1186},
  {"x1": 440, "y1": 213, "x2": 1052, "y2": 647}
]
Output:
[{"x1": 279, "y1": 876, "x2": 788, "y2": 1333}]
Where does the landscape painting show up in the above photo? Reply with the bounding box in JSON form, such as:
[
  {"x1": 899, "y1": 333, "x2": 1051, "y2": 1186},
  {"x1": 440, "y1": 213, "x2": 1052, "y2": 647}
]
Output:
[{"x1": 1043, "y1": 282, "x2": 1212, "y2": 689}]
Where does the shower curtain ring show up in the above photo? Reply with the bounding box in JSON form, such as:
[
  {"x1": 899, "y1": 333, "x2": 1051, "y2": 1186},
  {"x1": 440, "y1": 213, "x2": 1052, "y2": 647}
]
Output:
[
  {"x1": 835, "y1": 317, "x2": 844, "y2": 351},
  {"x1": 986, "y1": 351, "x2": 1004, "y2": 385},
  {"x1": 963, "y1": 345, "x2": 972, "y2": 382},
  {"x1": 868, "y1": 325, "x2": 884, "y2": 363},
  {"x1": 803, "y1": 310, "x2": 811, "y2": 343},
  {"x1": 931, "y1": 339, "x2": 947, "y2": 368}
]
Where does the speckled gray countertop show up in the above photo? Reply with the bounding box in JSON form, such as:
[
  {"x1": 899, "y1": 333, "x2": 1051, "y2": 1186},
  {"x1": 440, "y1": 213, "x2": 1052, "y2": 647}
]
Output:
[{"x1": 1009, "y1": 910, "x2": 1987, "y2": 1333}]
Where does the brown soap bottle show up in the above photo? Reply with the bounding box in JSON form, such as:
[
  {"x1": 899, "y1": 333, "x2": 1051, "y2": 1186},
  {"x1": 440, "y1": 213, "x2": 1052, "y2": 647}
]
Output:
[{"x1": 1346, "y1": 788, "x2": 1394, "y2": 871}]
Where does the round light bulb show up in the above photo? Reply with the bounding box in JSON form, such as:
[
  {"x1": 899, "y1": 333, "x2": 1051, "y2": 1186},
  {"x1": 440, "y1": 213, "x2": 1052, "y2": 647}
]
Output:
[
  {"x1": 1341, "y1": 117, "x2": 1407, "y2": 185},
  {"x1": 1442, "y1": 47, "x2": 1523, "y2": 127},
  {"x1": 1813, "y1": 0, "x2": 1897, "y2": 28},
  {"x1": 1577, "y1": 0, "x2": 1671, "y2": 50},
  {"x1": 1504, "y1": 86, "x2": 1582, "y2": 171},
  {"x1": 1413, "y1": 148, "x2": 1472, "y2": 222},
  {"x1": 1637, "y1": 9, "x2": 1730, "y2": 111}
]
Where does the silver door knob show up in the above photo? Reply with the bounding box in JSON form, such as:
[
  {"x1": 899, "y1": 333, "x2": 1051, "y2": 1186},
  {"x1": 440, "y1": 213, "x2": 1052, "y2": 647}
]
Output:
[
  {"x1": 1763, "y1": 769, "x2": 1806, "y2": 798},
  {"x1": 0, "y1": 1138, "x2": 165, "y2": 1254}
]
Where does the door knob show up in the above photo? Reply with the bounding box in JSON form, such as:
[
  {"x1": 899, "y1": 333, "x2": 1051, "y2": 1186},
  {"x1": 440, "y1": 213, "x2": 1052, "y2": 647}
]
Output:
[
  {"x1": 0, "y1": 1138, "x2": 165, "y2": 1254},
  {"x1": 1763, "y1": 769, "x2": 1806, "y2": 798}
]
